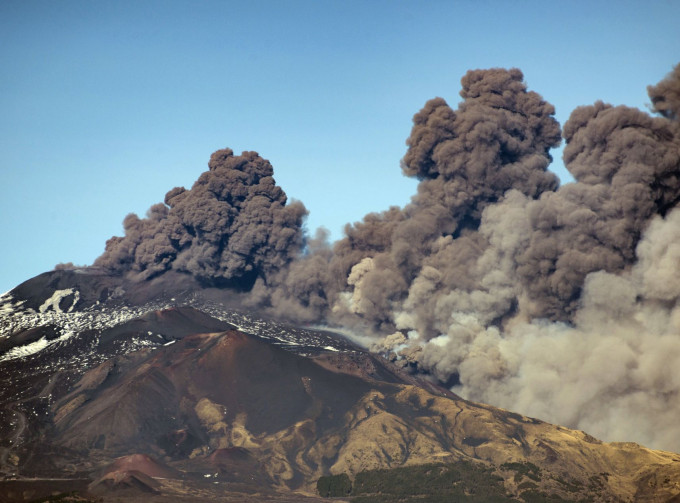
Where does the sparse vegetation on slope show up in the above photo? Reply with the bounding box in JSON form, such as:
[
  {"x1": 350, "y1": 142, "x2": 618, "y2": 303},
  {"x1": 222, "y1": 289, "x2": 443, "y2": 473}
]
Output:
[
  {"x1": 317, "y1": 473, "x2": 352, "y2": 497},
  {"x1": 317, "y1": 459, "x2": 670, "y2": 503},
  {"x1": 347, "y1": 460, "x2": 513, "y2": 502}
]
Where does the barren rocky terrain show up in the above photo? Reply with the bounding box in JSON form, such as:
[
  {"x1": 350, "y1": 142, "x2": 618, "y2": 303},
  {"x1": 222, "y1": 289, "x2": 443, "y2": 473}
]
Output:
[{"x1": 1, "y1": 270, "x2": 680, "y2": 502}]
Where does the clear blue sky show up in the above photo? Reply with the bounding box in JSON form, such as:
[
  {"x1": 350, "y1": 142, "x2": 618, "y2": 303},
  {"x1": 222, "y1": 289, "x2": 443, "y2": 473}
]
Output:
[{"x1": 1, "y1": 0, "x2": 678, "y2": 294}]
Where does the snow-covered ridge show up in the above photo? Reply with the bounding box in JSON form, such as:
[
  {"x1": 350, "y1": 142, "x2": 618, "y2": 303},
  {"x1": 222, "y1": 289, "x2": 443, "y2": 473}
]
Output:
[
  {"x1": 0, "y1": 289, "x2": 353, "y2": 363},
  {"x1": 0, "y1": 331, "x2": 75, "y2": 361},
  {"x1": 0, "y1": 292, "x2": 23, "y2": 317}
]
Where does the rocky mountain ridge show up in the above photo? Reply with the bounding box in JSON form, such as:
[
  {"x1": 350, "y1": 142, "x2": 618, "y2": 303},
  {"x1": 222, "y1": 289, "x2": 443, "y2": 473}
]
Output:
[{"x1": 1, "y1": 269, "x2": 680, "y2": 502}]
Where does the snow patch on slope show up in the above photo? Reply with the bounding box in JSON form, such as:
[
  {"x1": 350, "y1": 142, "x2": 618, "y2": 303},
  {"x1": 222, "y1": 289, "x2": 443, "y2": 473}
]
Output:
[
  {"x1": 39, "y1": 289, "x2": 80, "y2": 313},
  {"x1": 0, "y1": 331, "x2": 75, "y2": 362}
]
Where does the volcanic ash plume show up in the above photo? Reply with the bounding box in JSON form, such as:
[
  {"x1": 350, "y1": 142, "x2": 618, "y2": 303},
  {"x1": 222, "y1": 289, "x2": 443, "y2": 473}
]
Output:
[
  {"x1": 87, "y1": 65, "x2": 680, "y2": 452},
  {"x1": 271, "y1": 68, "x2": 564, "y2": 331},
  {"x1": 418, "y1": 208, "x2": 680, "y2": 452},
  {"x1": 517, "y1": 95, "x2": 680, "y2": 320},
  {"x1": 95, "y1": 149, "x2": 307, "y2": 289},
  {"x1": 353, "y1": 65, "x2": 679, "y2": 451},
  {"x1": 256, "y1": 65, "x2": 680, "y2": 451}
]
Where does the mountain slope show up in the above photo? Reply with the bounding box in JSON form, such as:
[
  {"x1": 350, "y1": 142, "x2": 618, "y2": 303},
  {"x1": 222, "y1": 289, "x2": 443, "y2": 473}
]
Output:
[{"x1": 1, "y1": 271, "x2": 680, "y2": 502}]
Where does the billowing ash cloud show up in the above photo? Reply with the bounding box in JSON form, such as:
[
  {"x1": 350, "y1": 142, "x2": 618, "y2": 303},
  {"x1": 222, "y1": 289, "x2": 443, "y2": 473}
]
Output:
[
  {"x1": 95, "y1": 149, "x2": 307, "y2": 289},
  {"x1": 265, "y1": 68, "x2": 563, "y2": 331},
  {"x1": 258, "y1": 65, "x2": 680, "y2": 452},
  {"x1": 85, "y1": 65, "x2": 680, "y2": 452},
  {"x1": 517, "y1": 96, "x2": 680, "y2": 319},
  {"x1": 414, "y1": 208, "x2": 680, "y2": 452}
]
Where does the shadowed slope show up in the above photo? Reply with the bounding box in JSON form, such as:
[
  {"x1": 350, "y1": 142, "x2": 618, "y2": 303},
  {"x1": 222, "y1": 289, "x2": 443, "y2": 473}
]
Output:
[
  {"x1": 45, "y1": 324, "x2": 680, "y2": 500},
  {"x1": 2, "y1": 297, "x2": 680, "y2": 501},
  {"x1": 51, "y1": 328, "x2": 385, "y2": 456}
]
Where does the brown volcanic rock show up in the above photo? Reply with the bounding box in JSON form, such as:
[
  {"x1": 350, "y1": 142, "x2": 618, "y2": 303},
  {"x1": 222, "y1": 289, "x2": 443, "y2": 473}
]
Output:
[
  {"x1": 324, "y1": 385, "x2": 680, "y2": 501},
  {"x1": 44, "y1": 325, "x2": 680, "y2": 500},
  {"x1": 88, "y1": 454, "x2": 175, "y2": 497},
  {"x1": 97, "y1": 453, "x2": 180, "y2": 479},
  {"x1": 52, "y1": 329, "x2": 382, "y2": 454},
  {"x1": 3, "y1": 295, "x2": 680, "y2": 501},
  {"x1": 89, "y1": 470, "x2": 161, "y2": 496},
  {"x1": 194, "y1": 447, "x2": 270, "y2": 484},
  {"x1": 97, "y1": 305, "x2": 235, "y2": 346}
]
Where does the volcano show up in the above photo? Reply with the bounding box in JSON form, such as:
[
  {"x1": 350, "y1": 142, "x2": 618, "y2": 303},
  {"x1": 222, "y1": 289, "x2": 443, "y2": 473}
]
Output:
[{"x1": 1, "y1": 269, "x2": 679, "y2": 502}]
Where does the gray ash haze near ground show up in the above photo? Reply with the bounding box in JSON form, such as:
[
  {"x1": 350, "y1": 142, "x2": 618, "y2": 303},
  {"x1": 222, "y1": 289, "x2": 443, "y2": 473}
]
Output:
[{"x1": 68, "y1": 65, "x2": 680, "y2": 453}]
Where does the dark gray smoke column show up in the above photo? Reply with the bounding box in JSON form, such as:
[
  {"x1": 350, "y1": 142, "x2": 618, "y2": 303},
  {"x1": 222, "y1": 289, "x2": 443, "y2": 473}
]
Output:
[
  {"x1": 395, "y1": 68, "x2": 561, "y2": 276},
  {"x1": 95, "y1": 149, "x2": 307, "y2": 289},
  {"x1": 402, "y1": 68, "x2": 561, "y2": 215},
  {"x1": 380, "y1": 64, "x2": 680, "y2": 452},
  {"x1": 259, "y1": 64, "x2": 680, "y2": 452},
  {"x1": 320, "y1": 68, "x2": 562, "y2": 332},
  {"x1": 517, "y1": 71, "x2": 680, "y2": 320}
]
